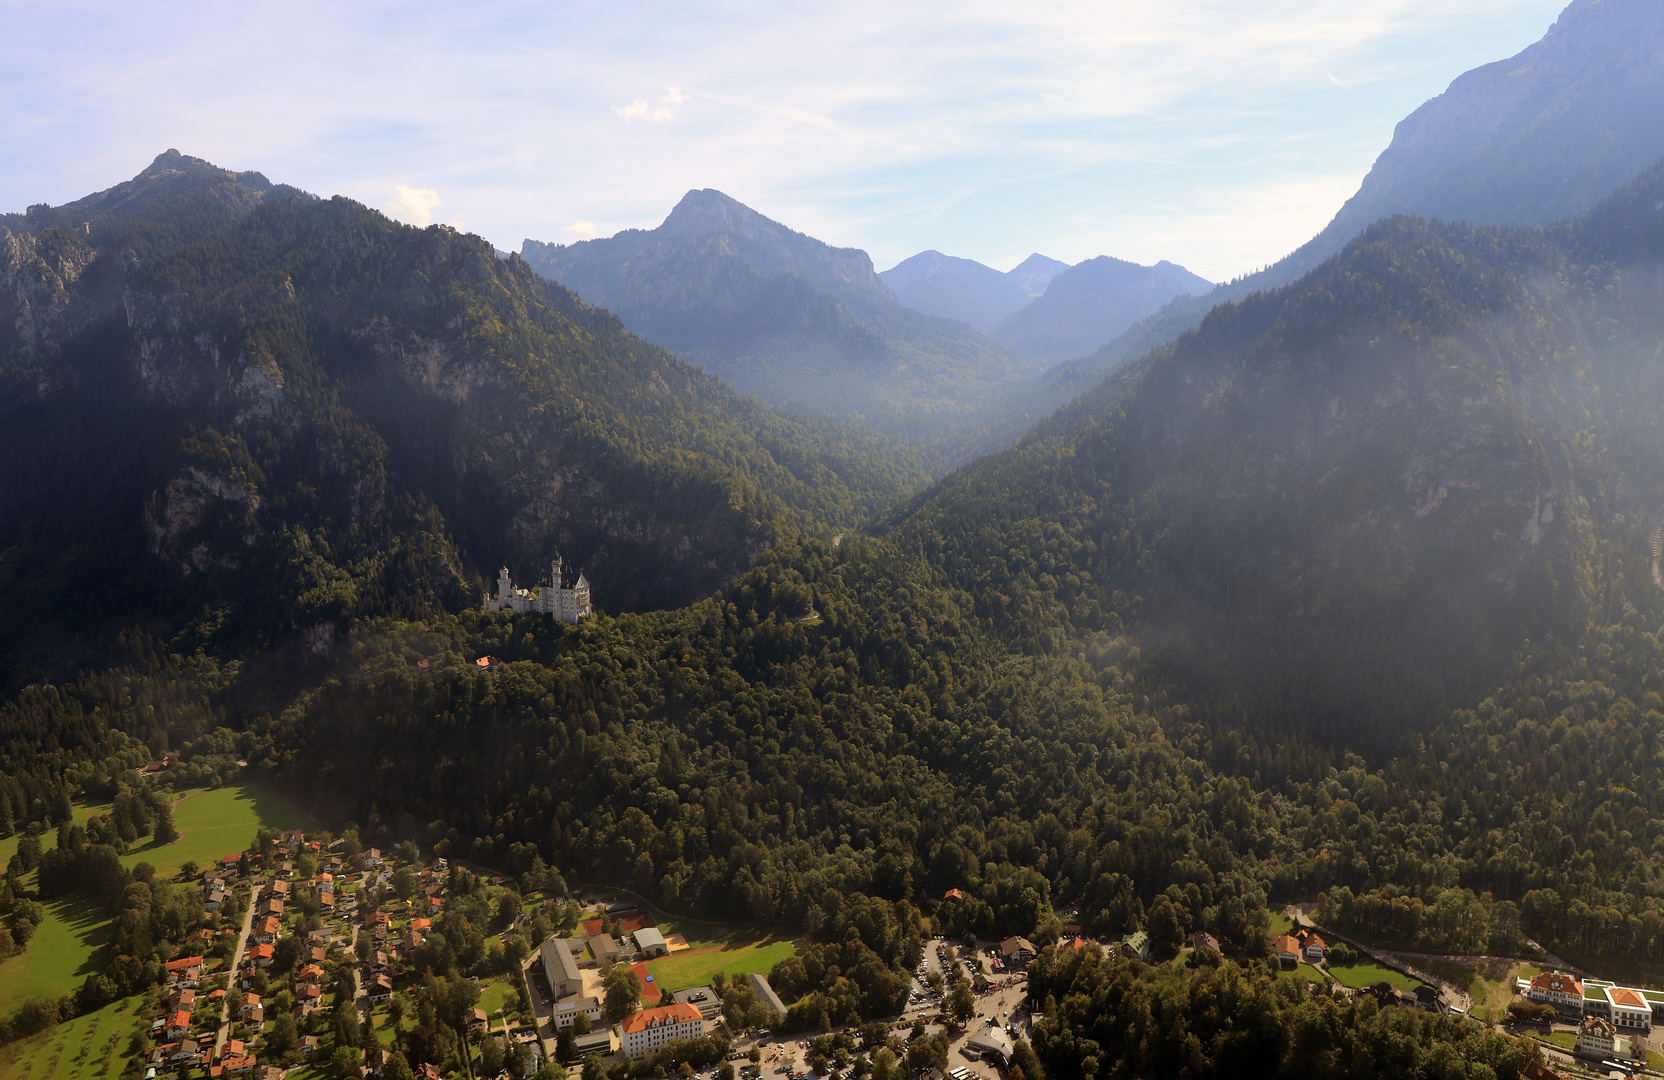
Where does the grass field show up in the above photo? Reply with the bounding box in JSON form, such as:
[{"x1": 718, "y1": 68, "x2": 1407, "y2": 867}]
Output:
[
  {"x1": 0, "y1": 893, "x2": 112, "y2": 1014},
  {"x1": 1267, "y1": 912, "x2": 1294, "y2": 938},
  {"x1": 479, "y1": 977, "x2": 518, "y2": 1019},
  {"x1": 1326, "y1": 958, "x2": 1424, "y2": 992},
  {"x1": 646, "y1": 939, "x2": 798, "y2": 994},
  {"x1": 120, "y1": 784, "x2": 307, "y2": 877},
  {"x1": 0, "y1": 993, "x2": 143, "y2": 1080}
]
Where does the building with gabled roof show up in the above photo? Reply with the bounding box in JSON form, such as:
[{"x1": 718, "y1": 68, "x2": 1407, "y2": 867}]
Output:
[{"x1": 620, "y1": 1002, "x2": 702, "y2": 1058}]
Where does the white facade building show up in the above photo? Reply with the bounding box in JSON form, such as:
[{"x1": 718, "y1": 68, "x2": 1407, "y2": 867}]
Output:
[
  {"x1": 621, "y1": 1003, "x2": 703, "y2": 1059},
  {"x1": 484, "y1": 558, "x2": 592, "y2": 623}
]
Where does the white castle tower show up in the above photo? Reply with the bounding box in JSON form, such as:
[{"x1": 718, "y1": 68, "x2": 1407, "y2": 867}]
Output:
[{"x1": 483, "y1": 554, "x2": 592, "y2": 623}]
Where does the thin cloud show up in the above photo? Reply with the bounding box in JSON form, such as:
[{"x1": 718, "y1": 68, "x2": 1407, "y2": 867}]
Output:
[
  {"x1": 387, "y1": 184, "x2": 442, "y2": 226},
  {"x1": 563, "y1": 220, "x2": 599, "y2": 238},
  {"x1": 1327, "y1": 71, "x2": 1357, "y2": 91}
]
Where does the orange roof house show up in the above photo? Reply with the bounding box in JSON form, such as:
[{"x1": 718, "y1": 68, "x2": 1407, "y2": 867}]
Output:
[{"x1": 621, "y1": 1002, "x2": 702, "y2": 1033}]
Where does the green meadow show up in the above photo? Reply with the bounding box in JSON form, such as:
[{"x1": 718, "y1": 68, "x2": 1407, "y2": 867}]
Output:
[
  {"x1": 0, "y1": 894, "x2": 111, "y2": 1014},
  {"x1": 121, "y1": 784, "x2": 308, "y2": 877},
  {"x1": 0, "y1": 994, "x2": 143, "y2": 1080}
]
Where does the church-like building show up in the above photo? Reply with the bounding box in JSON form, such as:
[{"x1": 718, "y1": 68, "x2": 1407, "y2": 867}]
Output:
[{"x1": 483, "y1": 557, "x2": 592, "y2": 623}]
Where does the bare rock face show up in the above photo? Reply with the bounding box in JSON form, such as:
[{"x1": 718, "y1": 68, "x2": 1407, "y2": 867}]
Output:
[{"x1": 0, "y1": 227, "x2": 98, "y2": 365}]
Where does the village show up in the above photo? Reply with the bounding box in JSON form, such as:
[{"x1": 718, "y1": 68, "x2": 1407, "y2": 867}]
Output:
[{"x1": 127, "y1": 838, "x2": 1664, "y2": 1080}]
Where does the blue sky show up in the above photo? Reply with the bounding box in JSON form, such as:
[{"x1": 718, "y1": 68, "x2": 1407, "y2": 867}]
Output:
[{"x1": 0, "y1": 0, "x2": 1568, "y2": 282}]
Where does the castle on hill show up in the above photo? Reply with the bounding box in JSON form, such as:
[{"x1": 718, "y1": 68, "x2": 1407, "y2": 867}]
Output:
[{"x1": 483, "y1": 557, "x2": 592, "y2": 623}]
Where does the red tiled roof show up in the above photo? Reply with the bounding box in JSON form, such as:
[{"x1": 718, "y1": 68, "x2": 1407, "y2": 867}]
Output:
[
  {"x1": 1273, "y1": 935, "x2": 1301, "y2": 955},
  {"x1": 944, "y1": 889, "x2": 965, "y2": 901},
  {"x1": 167, "y1": 956, "x2": 206, "y2": 971},
  {"x1": 1530, "y1": 972, "x2": 1583, "y2": 996},
  {"x1": 1611, "y1": 987, "x2": 1646, "y2": 1008},
  {"x1": 621, "y1": 1003, "x2": 701, "y2": 1033}
]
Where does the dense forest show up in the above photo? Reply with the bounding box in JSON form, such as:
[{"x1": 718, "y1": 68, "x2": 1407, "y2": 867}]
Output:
[{"x1": 9, "y1": 150, "x2": 1664, "y2": 1074}]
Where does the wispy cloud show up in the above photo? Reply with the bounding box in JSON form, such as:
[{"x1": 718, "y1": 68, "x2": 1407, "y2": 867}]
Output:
[
  {"x1": 563, "y1": 220, "x2": 599, "y2": 238},
  {"x1": 0, "y1": 0, "x2": 1568, "y2": 280}
]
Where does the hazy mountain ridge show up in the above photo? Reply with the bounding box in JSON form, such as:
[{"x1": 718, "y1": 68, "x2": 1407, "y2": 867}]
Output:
[
  {"x1": 989, "y1": 255, "x2": 1212, "y2": 360},
  {"x1": 521, "y1": 191, "x2": 1045, "y2": 456},
  {"x1": 1002, "y1": 0, "x2": 1664, "y2": 439},
  {"x1": 886, "y1": 158, "x2": 1664, "y2": 741},
  {"x1": 879, "y1": 249, "x2": 1064, "y2": 332}
]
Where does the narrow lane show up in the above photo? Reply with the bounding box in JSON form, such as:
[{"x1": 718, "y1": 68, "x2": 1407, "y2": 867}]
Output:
[{"x1": 214, "y1": 888, "x2": 258, "y2": 1057}]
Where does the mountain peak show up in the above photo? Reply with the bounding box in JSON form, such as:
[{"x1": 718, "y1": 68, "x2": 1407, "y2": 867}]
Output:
[{"x1": 660, "y1": 188, "x2": 780, "y2": 242}]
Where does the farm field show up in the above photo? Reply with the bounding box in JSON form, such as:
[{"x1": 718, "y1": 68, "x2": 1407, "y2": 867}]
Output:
[
  {"x1": 120, "y1": 784, "x2": 307, "y2": 877},
  {"x1": 0, "y1": 993, "x2": 143, "y2": 1080},
  {"x1": 646, "y1": 938, "x2": 798, "y2": 994},
  {"x1": 1327, "y1": 957, "x2": 1424, "y2": 992},
  {"x1": 0, "y1": 893, "x2": 111, "y2": 1014}
]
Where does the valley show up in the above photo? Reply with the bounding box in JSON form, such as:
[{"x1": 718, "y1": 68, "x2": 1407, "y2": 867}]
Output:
[{"x1": 5, "y1": 2, "x2": 1664, "y2": 1079}]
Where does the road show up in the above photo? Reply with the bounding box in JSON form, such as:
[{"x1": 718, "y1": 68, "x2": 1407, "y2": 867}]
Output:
[{"x1": 213, "y1": 888, "x2": 258, "y2": 1056}]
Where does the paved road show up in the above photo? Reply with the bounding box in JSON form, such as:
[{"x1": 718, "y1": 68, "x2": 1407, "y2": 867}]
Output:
[{"x1": 213, "y1": 888, "x2": 258, "y2": 1056}]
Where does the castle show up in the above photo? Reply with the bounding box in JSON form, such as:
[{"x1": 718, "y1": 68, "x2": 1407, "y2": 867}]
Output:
[{"x1": 483, "y1": 557, "x2": 592, "y2": 623}]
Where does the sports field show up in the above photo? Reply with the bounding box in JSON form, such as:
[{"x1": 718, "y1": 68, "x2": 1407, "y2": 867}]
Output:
[
  {"x1": 1326, "y1": 957, "x2": 1424, "y2": 992},
  {"x1": 0, "y1": 993, "x2": 143, "y2": 1080},
  {"x1": 0, "y1": 893, "x2": 111, "y2": 1014},
  {"x1": 120, "y1": 784, "x2": 308, "y2": 876},
  {"x1": 646, "y1": 938, "x2": 798, "y2": 994}
]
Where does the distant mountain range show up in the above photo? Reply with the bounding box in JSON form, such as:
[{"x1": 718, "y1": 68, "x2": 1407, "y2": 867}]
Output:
[
  {"x1": 879, "y1": 251, "x2": 1065, "y2": 333},
  {"x1": 881, "y1": 250, "x2": 1210, "y2": 361},
  {"x1": 520, "y1": 191, "x2": 1044, "y2": 457}
]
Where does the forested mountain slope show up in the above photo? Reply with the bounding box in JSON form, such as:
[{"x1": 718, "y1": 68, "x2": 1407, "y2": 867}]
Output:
[
  {"x1": 0, "y1": 153, "x2": 929, "y2": 685},
  {"x1": 885, "y1": 158, "x2": 1664, "y2": 748},
  {"x1": 520, "y1": 190, "x2": 1041, "y2": 456}
]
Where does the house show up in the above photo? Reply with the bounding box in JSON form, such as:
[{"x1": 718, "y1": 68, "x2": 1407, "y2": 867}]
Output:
[
  {"x1": 672, "y1": 986, "x2": 723, "y2": 1020},
  {"x1": 364, "y1": 848, "x2": 384, "y2": 867},
  {"x1": 1301, "y1": 933, "x2": 1326, "y2": 963},
  {"x1": 166, "y1": 956, "x2": 205, "y2": 987},
  {"x1": 268, "y1": 879, "x2": 290, "y2": 898},
  {"x1": 571, "y1": 1026, "x2": 617, "y2": 1056},
  {"x1": 1189, "y1": 932, "x2": 1220, "y2": 955},
  {"x1": 169, "y1": 988, "x2": 197, "y2": 1012},
  {"x1": 588, "y1": 933, "x2": 622, "y2": 963},
  {"x1": 282, "y1": 830, "x2": 305, "y2": 849},
  {"x1": 1522, "y1": 1061, "x2": 1569, "y2": 1080},
  {"x1": 205, "y1": 889, "x2": 225, "y2": 911},
  {"x1": 241, "y1": 993, "x2": 264, "y2": 1022},
  {"x1": 250, "y1": 943, "x2": 275, "y2": 967},
  {"x1": 748, "y1": 973, "x2": 787, "y2": 1023},
  {"x1": 368, "y1": 974, "x2": 395, "y2": 1003},
  {"x1": 254, "y1": 916, "x2": 280, "y2": 943},
  {"x1": 259, "y1": 898, "x2": 284, "y2": 917},
  {"x1": 965, "y1": 1021, "x2": 1014, "y2": 1061},
  {"x1": 224, "y1": 1040, "x2": 246, "y2": 1059},
  {"x1": 553, "y1": 996, "x2": 604, "y2": 1029},
  {"x1": 222, "y1": 1052, "x2": 257, "y2": 1074},
  {"x1": 1273, "y1": 935, "x2": 1301, "y2": 968},
  {"x1": 1576, "y1": 1016, "x2": 1624, "y2": 1059},
  {"x1": 255, "y1": 1067, "x2": 285, "y2": 1080},
  {"x1": 468, "y1": 1008, "x2": 489, "y2": 1031},
  {"x1": 999, "y1": 937, "x2": 1038, "y2": 965},
  {"x1": 299, "y1": 1035, "x2": 321, "y2": 1056},
  {"x1": 1120, "y1": 932, "x2": 1151, "y2": 963},
  {"x1": 621, "y1": 1002, "x2": 703, "y2": 1059},
  {"x1": 310, "y1": 946, "x2": 328, "y2": 965},
  {"x1": 166, "y1": 1010, "x2": 193, "y2": 1039},
  {"x1": 633, "y1": 927, "x2": 669, "y2": 958},
  {"x1": 943, "y1": 889, "x2": 965, "y2": 902},
  {"x1": 1526, "y1": 971, "x2": 1585, "y2": 1014},
  {"x1": 541, "y1": 937, "x2": 583, "y2": 998},
  {"x1": 170, "y1": 1039, "x2": 202, "y2": 1063},
  {"x1": 475, "y1": 655, "x2": 503, "y2": 669}
]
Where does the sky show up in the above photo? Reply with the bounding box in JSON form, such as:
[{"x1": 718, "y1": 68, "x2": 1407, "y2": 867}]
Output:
[{"x1": 0, "y1": 0, "x2": 1570, "y2": 283}]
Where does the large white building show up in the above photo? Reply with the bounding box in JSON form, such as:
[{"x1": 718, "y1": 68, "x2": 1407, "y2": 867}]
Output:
[
  {"x1": 484, "y1": 558, "x2": 591, "y2": 623},
  {"x1": 620, "y1": 1002, "x2": 703, "y2": 1059}
]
